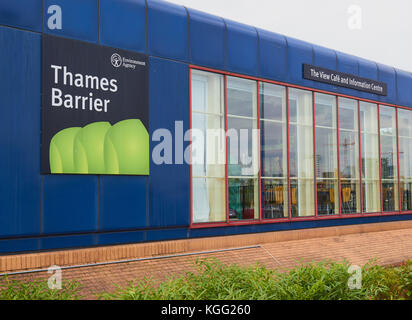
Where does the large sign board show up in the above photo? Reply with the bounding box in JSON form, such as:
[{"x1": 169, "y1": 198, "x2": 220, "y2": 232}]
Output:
[
  {"x1": 41, "y1": 35, "x2": 149, "y2": 175},
  {"x1": 303, "y1": 64, "x2": 387, "y2": 96}
]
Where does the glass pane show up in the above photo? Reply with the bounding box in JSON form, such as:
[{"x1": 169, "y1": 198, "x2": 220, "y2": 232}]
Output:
[
  {"x1": 191, "y1": 70, "x2": 224, "y2": 115},
  {"x1": 259, "y1": 83, "x2": 286, "y2": 121},
  {"x1": 381, "y1": 135, "x2": 398, "y2": 180},
  {"x1": 315, "y1": 93, "x2": 336, "y2": 128},
  {"x1": 341, "y1": 180, "x2": 361, "y2": 214},
  {"x1": 316, "y1": 127, "x2": 338, "y2": 179},
  {"x1": 399, "y1": 137, "x2": 412, "y2": 180},
  {"x1": 398, "y1": 110, "x2": 412, "y2": 211},
  {"x1": 290, "y1": 179, "x2": 315, "y2": 217},
  {"x1": 289, "y1": 89, "x2": 314, "y2": 179},
  {"x1": 317, "y1": 179, "x2": 339, "y2": 216},
  {"x1": 192, "y1": 178, "x2": 226, "y2": 223},
  {"x1": 261, "y1": 179, "x2": 288, "y2": 219},
  {"x1": 360, "y1": 102, "x2": 381, "y2": 213},
  {"x1": 192, "y1": 113, "x2": 226, "y2": 178},
  {"x1": 362, "y1": 181, "x2": 381, "y2": 213},
  {"x1": 400, "y1": 181, "x2": 412, "y2": 211},
  {"x1": 261, "y1": 120, "x2": 287, "y2": 177},
  {"x1": 227, "y1": 117, "x2": 258, "y2": 177},
  {"x1": 382, "y1": 182, "x2": 399, "y2": 212},
  {"x1": 191, "y1": 70, "x2": 226, "y2": 224},
  {"x1": 228, "y1": 178, "x2": 259, "y2": 221},
  {"x1": 340, "y1": 131, "x2": 359, "y2": 179},
  {"x1": 398, "y1": 109, "x2": 412, "y2": 138},
  {"x1": 227, "y1": 77, "x2": 257, "y2": 118},
  {"x1": 339, "y1": 98, "x2": 358, "y2": 130},
  {"x1": 379, "y1": 105, "x2": 399, "y2": 211},
  {"x1": 289, "y1": 89, "x2": 315, "y2": 217}
]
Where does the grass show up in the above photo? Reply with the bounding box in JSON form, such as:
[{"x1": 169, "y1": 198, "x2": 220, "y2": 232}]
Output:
[{"x1": 0, "y1": 259, "x2": 411, "y2": 300}]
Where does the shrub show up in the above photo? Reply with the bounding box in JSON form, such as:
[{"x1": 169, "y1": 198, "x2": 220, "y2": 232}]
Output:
[
  {"x1": 0, "y1": 276, "x2": 82, "y2": 300},
  {"x1": 101, "y1": 259, "x2": 412, "y2": 301}
]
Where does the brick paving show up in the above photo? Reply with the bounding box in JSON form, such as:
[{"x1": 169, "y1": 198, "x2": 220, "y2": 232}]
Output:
[{"x1": 3, "y1": 228, "x2": 412, "y2": 299}]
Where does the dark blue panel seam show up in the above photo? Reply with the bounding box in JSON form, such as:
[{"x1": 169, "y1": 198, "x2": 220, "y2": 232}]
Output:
[{"x1": 184, "y1": 6, "x2": 190, "y2": 63}]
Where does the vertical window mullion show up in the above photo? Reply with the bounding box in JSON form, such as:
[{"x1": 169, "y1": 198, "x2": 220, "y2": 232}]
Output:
[
  {"x1": 224, "y1": 75, "x2": 229, "y2": 223},
  {"x1": 358, "y1": 100, "x2": 364, "y2": 214},
  {"x1": 313, "y1": 91, "x2": 318, "y2": 218},
  {"x1": 377, "y1": 104, "x2": 384, "y2": 213},
  {"x1": 336, "y1": 96, "x2": 342, "y2": 216},
  {"x1": 396, "y1": 108, "x2": 402, "y2": 212},
  {"x1": 257, "y1": 81, "x2": 262, "y2": 221},
  {"x1": 287, "y1": 87, "x2": 291, "y2": 220}
]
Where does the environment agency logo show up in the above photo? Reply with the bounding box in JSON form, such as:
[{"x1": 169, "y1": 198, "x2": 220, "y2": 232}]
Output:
[{"x1": 111, "y1": 53, "x2": 122, "y2": 68}]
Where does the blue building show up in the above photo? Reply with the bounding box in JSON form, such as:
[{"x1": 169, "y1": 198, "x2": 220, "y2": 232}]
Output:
[{"x1": 1, "y1": 0, "x2": 412, "y2": 254}]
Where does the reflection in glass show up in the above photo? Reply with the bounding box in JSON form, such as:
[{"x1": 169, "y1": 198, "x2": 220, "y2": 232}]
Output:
[
  {"x1": 398, "y1": 109, "x2": 412, "y2": 211},
  {"x1": 260, "y1": 83, "x2": 288, "y2": 218},
  {"x1": 289, "y1": 89, "x2": 315, "y2": 217},
  {"x1": 228, "y1": 178, "x2": 259, "y2": 220},
  {"x1": 227, "y1": 77, "x2": 259, "y2": 221},
  {"x1": 191, "y1": 70, "x2": 226, "y2": 223},
  {"x1": 379, "y1": 105, "x2": 399, "y2": 212},
  {"x1": 360, "y1": 102, "x2": 381, "y2": 213},
  {"x1": 339, "y1": 98, "x2": 361, "y2": 214},
  {"x1": 315, "y1": 93, "x2": 339, "y2": 215},
  {"x1": 261, "y1": 179, "x2": 288, "y2": 219}
]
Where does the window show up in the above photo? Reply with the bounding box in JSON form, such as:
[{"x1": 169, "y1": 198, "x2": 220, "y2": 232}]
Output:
[
  {"x1": 398, "y1": 109, "x2": 412, "y2": 211},
  {"x1": 339, "y1": 98, "x2": 361, "y2": 214},
  {"x1": 315, "y1": 93, "x2": 339, "y2": 216},
  {"x1": 260, "y1": 83, "x2": 288, "y2": 219},
  {"x1": 190, "y1": 67, "x2": 409, "y2": 227},
  {"x1": 360, "y1": 102, "x2": 381, "y2": 213},
  {"x1": 191, "y1": 70, "x2": 226, "y2": 223},
  {"x1": 289, "y1": 89, "x2": 315, "y2": 217},
  {"x1": 379, "y1": 105, "x2": 399, "y2": 212},
  {"x1": 227, "y1": 77, "x2": 259, "y2": 221}
]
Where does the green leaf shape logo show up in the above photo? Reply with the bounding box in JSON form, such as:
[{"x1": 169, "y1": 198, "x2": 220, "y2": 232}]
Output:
[
  {"x1": 49, "y1": 119, "x2": 149, "y2": 175},
  {"x1": 104, "y1": 119, "x2": 149, "y2": 175},
  {"x1": 50, "y1": 127, "x2": 82, "y2": 174},
  {"x1": 74, "y1": 122, "x2": 111, "y2": 174}
]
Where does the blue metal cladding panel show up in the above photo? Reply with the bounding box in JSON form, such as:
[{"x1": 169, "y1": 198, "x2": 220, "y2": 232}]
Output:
[
  {"x1": 336, "y1": 51, "x2": 359, "y2": 96},
  {"x1": 40, "y1": 234, "x2": 95, "y2": 251},
  {"x1": 44, "y1": 0, "x2": 98, "y2": 43},
  {"x1": 147, "y1": 0, "x2": 188, "y2": 62},
  {"x1": 357, "y1": 57, "x2": 379, "y2": 101},
  {"x1": 99, "y1": 0, "x2": 146, "y2": 53},
  {"x1": 0, "y1": 238, "x2": 39, "y2": 254},
  {"x1": 0, "y1": 0, "x2": 42, "y2": 32},
  {"x1": 0, "y1": 27, "x2": 41, "y2": 237},
  {"x1": 146, "y1": 228, "x2": 188, "y2": 242},
  {"x1": 258, "y1": 29, "x2": 287, "y2": 82},
  {"x1": 286, "y1": 36, "x2": 315, "y2": 87},
  {"x1": 396, "y1": 69, "x2": 412, "y2": 108},
  {"x1": 42, "y1": 175, "x2": 98, "y2": 234},
  {"x1": 225, "y1": 19, "x2": 258, "y2": 76},
  {"x1": 99, "y1": 176, "x2": 147, "y2": 231},
  {"x1": 96, "y1": 230, "x2": 145, "y2": 246},
  {"x1": 377, "y1": 63, "x2": 397, "y2": 105},
  {"x1": 148, "y1": 57, "x2": 190, "y2": 228},
  {"x1": 312, "y1": 45, "x2": 338, "y2": 91},
  {"x1": 188, "y1": 8, "x2": 225, "y2": 70}
]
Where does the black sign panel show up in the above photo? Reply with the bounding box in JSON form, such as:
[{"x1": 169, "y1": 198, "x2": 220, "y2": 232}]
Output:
[
  {"x1": 303, "y1": 64, "x2": 387, "y2": 96},
  {"x1": 42, "y1": 35, "x2": 149, "y2": 175}
]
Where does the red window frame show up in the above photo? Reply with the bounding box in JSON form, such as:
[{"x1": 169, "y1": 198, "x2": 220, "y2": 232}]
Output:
[{"x1": 189, "y1": 65, "x2": 412, "y2": 229}]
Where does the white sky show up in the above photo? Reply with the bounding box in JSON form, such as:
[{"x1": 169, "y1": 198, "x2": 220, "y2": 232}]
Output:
[{"x1": 168, "y1": 0, "x2": 412, "y2": 73}]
